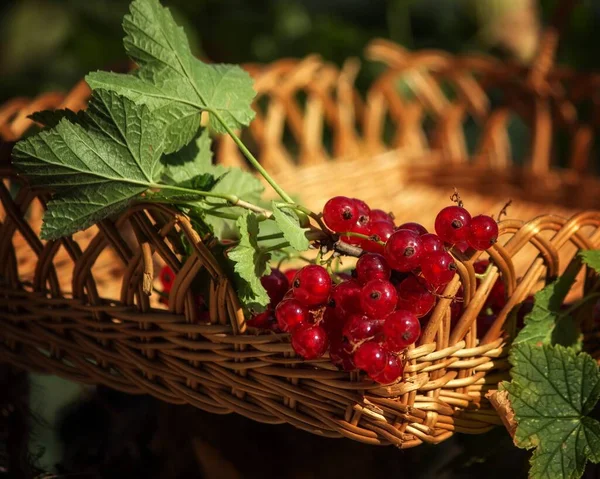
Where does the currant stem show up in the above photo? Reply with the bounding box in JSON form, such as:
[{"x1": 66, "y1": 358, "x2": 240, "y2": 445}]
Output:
[
  {"x1": 150, "y1": 183, "x2": 272, "y2": 217},
  {"x1": 210, "y1": 110, "x2": 294, "y2": 204}
]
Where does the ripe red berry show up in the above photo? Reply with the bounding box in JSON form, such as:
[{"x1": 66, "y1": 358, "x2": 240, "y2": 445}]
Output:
[
  {"x1": 397, "y1": 222, "x2": 428, "y2": 236},
  {"x1": 292, "y1": 265, "x2": 332, "y2": 306},
  {"x1": 275, "y1": 298, "x2": 309, "y2": 332},
  {"x1": 435, "y1": 206, "x2": 472, "y2": 244},
  {"x1": 353, "y1": 341, "x2": 387, "y2": 376},
  {"x1": 329, "y1": 334, "x2": 355, "y2": 371},
  {"x1": 371, "y1": 354, "x2": 404, "y2": 384},
  {"x1": 420, "y1": 233, "x2": 444, "y2": 255},
  {"x1": 383, "y1": 310, "x2": 421, "y2": 351},
  {"x1": 353, "y1": 198, "x2": 371, "y2": 219},
  {"x1": 477, "y1": 311, "x2": 497, "y2": 339},
  {"x1": 247, "y1": 308, "x2": 278, "y2": 330},
  {"x1": 362, "y1": 221, "x2": 394, "y2": 254},
  {"x1": 355, "y1": 253, "x2": 391, "y2": 284},
  {"x1": 341, "y1": 218, "x2": 370, "y2": 246},
  {"x1": 359, "y1": 279, "x2": 398, "y2": 318},
  {"x1": 159, "y1": 265, "x2": 175, "y2": 292},
  {"x1": 261, "y1": 268, "x2": 289, "y2": 305},
  {"x1": 468, "y1": 215, "x2": 499, "y2": 250},
  {"x1": 384, "y1": 229, "x2": 423, "y2": 272},
  {"x1": 343, "y1": 314, "x2": 384, "y2": 344},
  {"x1": 396, "y1": 275, "x2": 436, "y2": 318},
  {"x1": 291, "y1": 324, "x2": 329, "y2": 359},
  {"x1": 370, "y1": 209, "x2": 394, "y2": 224},
  {"x1": 323, "y1": 196, "x2": 358, "y2": 232},
  {"x1": 323, "y1": 305, "x2": 345, "y2": 334},
  {"x1": 284, "y1": 268, "x2": 299, "y2": 284},
  {"x1": 330, "y1": 280, "x2": 362, "y2": 315},
  {"x1": 420, "y1": 251, "x2": 457, "y2": 287}
]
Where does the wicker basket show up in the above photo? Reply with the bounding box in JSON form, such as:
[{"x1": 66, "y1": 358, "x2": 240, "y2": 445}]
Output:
[{"x1": 2, "y1": 5, "x2": 600, "y2": 447}]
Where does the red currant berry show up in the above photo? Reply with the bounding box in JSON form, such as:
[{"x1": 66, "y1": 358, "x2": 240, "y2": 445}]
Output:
[
  {"x1": 468, "y1": 215, "x2": 499, "y2": 250},
  {"x1": 396, "y1": 275, "x2": 436, "y2": 318},
  {"x1": 352, "y1": 198, "x2": 371, "y2": 218},
  {"x1": 292, "y1": 265, "x2": 332, "y2": 306},
  {"x1": 330, "y1": 280, "x2": 362, "y2": 315},
  {"x1": 247, "y1": 308, "x2": 278, "y2": 330},
  {"x1": 159, "y1": 265, "x2": 175, "y2": 292},
  {"x1": 362, "y1": 221, "x2": 394, "y2": 254},
  {"x1": 450, "y1": 285, "x2": 464, "y2": 327},
  {"x1": 397, "y1": 222, "x2": 428, "y2": 236},
  {"x1": 323, "y1": 306, "x2": 346, "y2": 334},
  {"x1": 323, "y1": 196, "x2": 358, "y2": 232},
  {"x1": 474, "y1": 260, "x2": 489, "y2": 274},
  {"x1": 355, "y1": 253, "x2": 391, "y2": 284},
  {"x1": 359, "y1": 279, "x2": 398, "y2": 318},
  {"x1": 353, "y1": 341, "x2": 388, "y2": 376},
  {"x1": 329, "y1": 334, "x2": 355, "y2": 371},
  {"x1": 275, "y1": 298, "x2": 309, "y2": 332},
  {"x1": 383, "y1": 310, "x2": 421, "y2": 351},
  {"x1": 370, "y1": 209, "x2": 394, "y2": 224},
  {"x1": 291, "y1": 324, "x2": 329, "y2": 359},
  {"x1": 343, "y1": 314, "x2": 384, "y2": 344},
  {"x1": 477, "y1": 311, "x2": 497, "y2": 339},
  {"x1": 420, "y1": 233, "x2": 444, "y2": 255},
  {"x1": 454, "y1": 241, "x2": 470, "y2": 253},
  {"x1": 284, "y1": 268, "x2": 299, "y2": 285},
  {"x1": 261, "y1": 268, "x2": 289, "y2": 305},
  {"x1": 341, "y1": 218, "x2": 370, "y2": 246},
  {"x1": 435, "y1": 206, "x2": 472, "y2": 244},
  {"x1": 420, "y1": 251, "x2": 457, "y2": 287},
  {"x1": 384, "y1": 229, "x2": 423, "y2": 272},
  {"x1": 371, "y1": 354, "x2": 404, "y2": 384}
]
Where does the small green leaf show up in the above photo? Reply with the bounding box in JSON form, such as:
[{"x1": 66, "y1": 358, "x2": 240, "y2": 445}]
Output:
[
  {"x1": 504, "y1": 344, "x2": 600, "y2": 479},
  {"x1": 514, "y1": 264, "x2": 580, "y2": 348},
  {"x1": 272, "y1": 203, "x2": 310, "y2": 252},
  {"x1": 160, "y1": 128, "x2": 223, "y2": 192},
  {"x1": 12, "y1": 90, "x2": 166, "y2": 239},
  {"x1": 227, "y1": 212, "x2": 270, "y2": 311},
  {"x1": 580, "y1": 250, "x2": 600, "y2": 275},
  {"x1": 86, "y1": 0, "x2": 256, "y2": 149}
]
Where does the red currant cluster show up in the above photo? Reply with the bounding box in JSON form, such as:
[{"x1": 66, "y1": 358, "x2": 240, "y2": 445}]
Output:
[{"x1": 245, "y1": 196, "x2": 500, "y2": 386}]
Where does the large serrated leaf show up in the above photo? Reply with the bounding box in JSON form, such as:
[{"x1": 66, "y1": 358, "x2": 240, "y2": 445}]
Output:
[
  {"x1": 86, "y1": 0, "x2": 256, "y2": 148},
  {"x1": 12, "y1": 90, "x2": 166, "y2": 239},
  {"x1": 513, "y1": 264, "x2": 581, "y2": 348},
  {"x1": 227, "y1": 212, "x2": 270, "y2": 311},
  {"x1": 272, "y1": 203, "x2": 310, "y2": 252},
  {"x1": 504, "y1": 344, "x2": 600, "y2": 479}
]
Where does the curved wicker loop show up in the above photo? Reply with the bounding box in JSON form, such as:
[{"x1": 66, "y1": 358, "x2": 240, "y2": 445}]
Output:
[
  {"x1": 215, "y1": 56, "x2": 364, "y2": 175},
  {"x1": 363, "y1": 30, "x2": 600, "y2": 177},
  {"x1": 2, "y1": 165, "x2": 600, "y2": 446}
]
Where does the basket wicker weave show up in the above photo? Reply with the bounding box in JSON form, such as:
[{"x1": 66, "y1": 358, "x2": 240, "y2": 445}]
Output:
[{"x1": 2, "y1": 4, "x2": 600, "y2": 447}]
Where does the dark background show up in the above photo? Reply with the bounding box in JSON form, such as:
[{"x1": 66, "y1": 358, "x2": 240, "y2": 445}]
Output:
[
  {"x1": 1, "y1": 0, "x2": 599, "y2": 102},
  {"x1": 1, "y1": 0, "x2": 600, "y2": 477}
]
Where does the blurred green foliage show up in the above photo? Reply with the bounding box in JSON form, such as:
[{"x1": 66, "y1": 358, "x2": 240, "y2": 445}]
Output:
[{"x1": 0, "y1": 0, "x2": 598, "y2": 103}]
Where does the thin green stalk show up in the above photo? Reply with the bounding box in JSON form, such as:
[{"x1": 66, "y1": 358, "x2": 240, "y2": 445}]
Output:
[
  {"x1": 210, "y1": 110, "x2": 294, "y2": 204},
  {"x1": 150, "y1": 182, "x2": 272, "y2": 216}
]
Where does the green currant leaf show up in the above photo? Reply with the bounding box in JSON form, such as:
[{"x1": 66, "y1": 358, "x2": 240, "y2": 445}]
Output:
[
  {"x1": 12, "y1": 90, "x2": 166, "y2": 239},
  {"x1": 503, "y1": 344, "x2": 600, "y2": 479},
  {"x1": 271, "y1": 203, "x2": 310, "y2": 252},
  {"x1": 227, "y1": 212, "x2": 270, "y2": 312},
  {"x1": 86, "y1": 0, "x2": 256, "y2": 152},
  {"x1": 513, "y1": 264, "x2": 581, "y2": 348},
  {"x1": 580, "y1": 250, "x2": 600, "y2": 275},
  {"x1": 160, "y1": 128, "x2": 224, "y2": 193}
]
